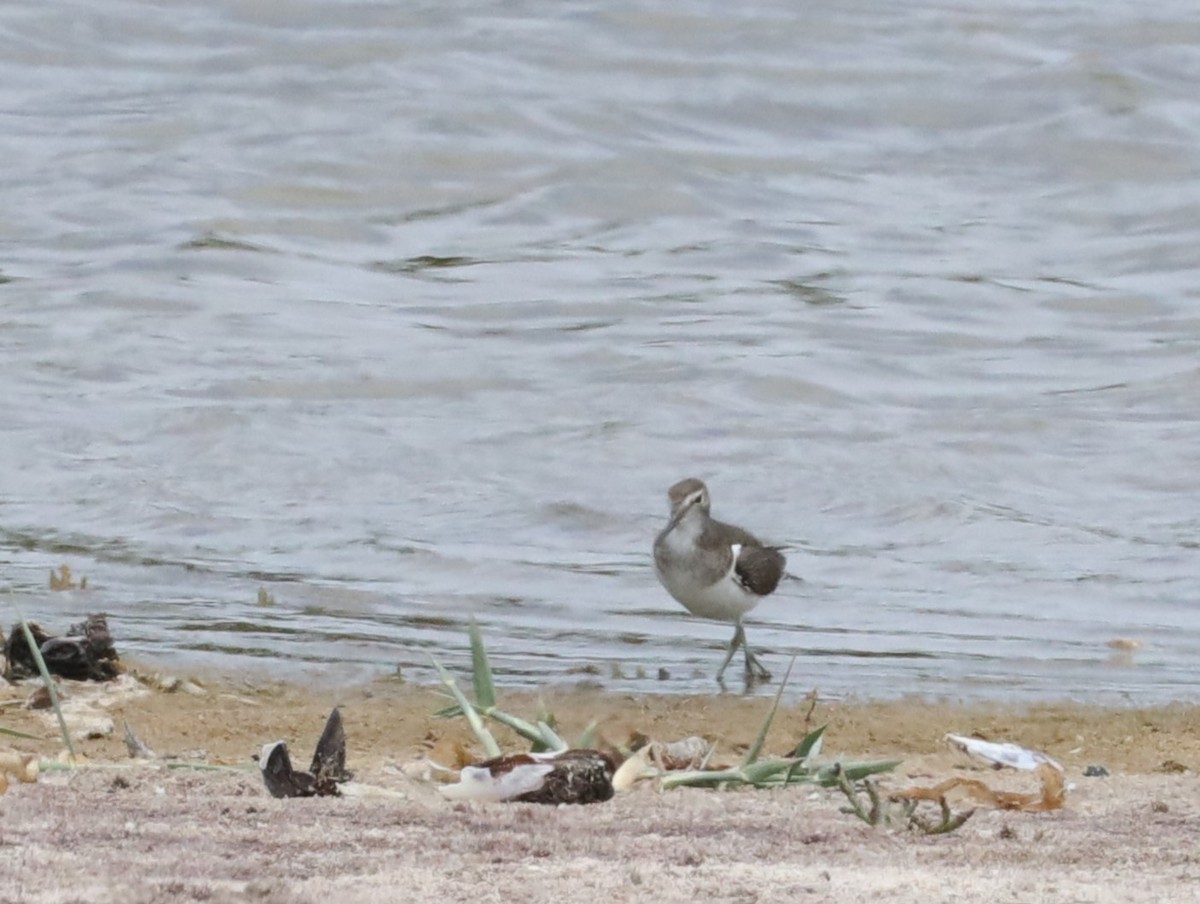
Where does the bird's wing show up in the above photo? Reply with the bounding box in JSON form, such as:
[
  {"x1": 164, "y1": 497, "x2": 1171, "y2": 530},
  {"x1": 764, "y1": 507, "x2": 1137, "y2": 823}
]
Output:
[
  {"x1": 733, "y1": 544, "x2": 787, "y2": 596},
  {"x1": 259, "y1": 741, "x2": 319, "y2": 798},
  {"x1": 439, "y1": 761, "x2": 555, "y2": 802},
  {"x1": 310, "y1": 706, "x2": 353, "y2": 783}
]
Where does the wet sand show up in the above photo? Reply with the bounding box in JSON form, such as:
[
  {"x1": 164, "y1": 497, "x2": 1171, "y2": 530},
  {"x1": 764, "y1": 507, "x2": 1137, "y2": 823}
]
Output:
[{"x1": 3, "y1": 668, "x2": 1199, "y2": 903}]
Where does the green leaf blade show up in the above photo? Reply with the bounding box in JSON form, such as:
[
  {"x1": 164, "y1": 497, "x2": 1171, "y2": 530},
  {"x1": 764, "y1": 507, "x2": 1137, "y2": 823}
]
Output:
[
  {"x1": 431, "y1": 656, "x2": 501, "y2": 758},
  {"x1": 741, "y1": 656, "x2": 796, "y2": 768},
  {"x1": 468, "y1": 618, "x2": 496, "y2": 710},
  {"x1": 9, "y1": 604, "x2": 75, "y2": 760},
  {"x1": 813, "y1": 759, "x2": 902, "y2": 786},
  {"x1": 791, "y1": 724, "x2": 827, "y2": 761}
]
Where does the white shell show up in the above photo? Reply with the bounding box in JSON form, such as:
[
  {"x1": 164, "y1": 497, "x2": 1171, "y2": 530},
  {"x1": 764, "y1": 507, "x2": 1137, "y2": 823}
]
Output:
[
  {"x1": 611, "y1": 736, "x2": 712, "y2": 791},
  {"x1": 945, "y1": 734, "x2": 1063, "y2": 773}
]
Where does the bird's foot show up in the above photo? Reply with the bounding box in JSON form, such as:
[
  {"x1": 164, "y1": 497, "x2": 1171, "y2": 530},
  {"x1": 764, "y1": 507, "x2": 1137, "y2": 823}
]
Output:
[{"x1": 744, "y1": 655, "x2": 771, "y2": 685}]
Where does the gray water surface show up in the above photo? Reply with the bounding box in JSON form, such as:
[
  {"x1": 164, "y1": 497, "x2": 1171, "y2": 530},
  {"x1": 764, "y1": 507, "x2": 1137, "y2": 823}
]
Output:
[{"x1": 2, "y1": 0, "x2": 1199, "y2": 702}]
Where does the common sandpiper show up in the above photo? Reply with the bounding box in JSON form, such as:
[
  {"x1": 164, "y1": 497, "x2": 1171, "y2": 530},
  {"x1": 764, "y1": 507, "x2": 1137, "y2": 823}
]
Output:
[{"x1": 653, "y1": 477, "x2": 786, "y2": 683}]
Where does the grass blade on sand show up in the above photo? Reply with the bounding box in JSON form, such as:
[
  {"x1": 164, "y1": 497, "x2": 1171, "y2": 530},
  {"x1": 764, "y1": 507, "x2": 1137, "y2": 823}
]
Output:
[
  {"x1": 477, "y1": 705, "x2": 567, "y2": 752},
  {"x1": 468, "y1": 618, "x2": 496, "y2": 711},
  {"x1": 741, "y1": 656, "x2": 795, "y2": 768},
  {"x1": 536, "y1": 720, "x2": 567, "y2": 752},
  {"x1": 431, "y1": 657, "x2": 501, "y2": 758},
  {"x1": 8, "y1": 597, "x2": 76, "y2": 761},
  {"x1": 791, "y1": 724, "x2": 827, "y2": 761}
]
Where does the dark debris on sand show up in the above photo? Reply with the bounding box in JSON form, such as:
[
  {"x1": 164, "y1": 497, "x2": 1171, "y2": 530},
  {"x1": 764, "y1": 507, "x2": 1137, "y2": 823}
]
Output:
[
  {"x1": 3, "y1": 613, "x2": 120, "y2": 682},
  {"x1": 259, "y1": 707, "x2": 354, "y2": 799}
]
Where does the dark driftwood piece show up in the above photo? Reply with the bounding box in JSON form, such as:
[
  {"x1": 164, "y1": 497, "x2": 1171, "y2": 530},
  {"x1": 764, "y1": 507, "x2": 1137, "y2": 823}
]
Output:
[
  {"x1": 259, "y1": 708, "x2": 352, "y2": 799},
  {"x1": 3, "y1": 614, "x2": 119, "y2": 682}
]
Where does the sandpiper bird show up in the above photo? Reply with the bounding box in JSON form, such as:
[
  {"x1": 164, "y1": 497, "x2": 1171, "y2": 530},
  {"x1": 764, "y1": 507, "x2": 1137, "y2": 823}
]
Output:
[
  {"x1": 653, "y1": 478, "x2": 786, "y2": 683},
  {"x1": 439, "y1": 749, "x2": 616, "y2": 805}
]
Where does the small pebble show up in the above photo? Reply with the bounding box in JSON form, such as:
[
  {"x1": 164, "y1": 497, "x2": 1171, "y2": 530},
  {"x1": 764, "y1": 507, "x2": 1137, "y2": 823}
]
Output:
[{"x1": 25, "y1": 685, "x2": 56, "y2": 710}]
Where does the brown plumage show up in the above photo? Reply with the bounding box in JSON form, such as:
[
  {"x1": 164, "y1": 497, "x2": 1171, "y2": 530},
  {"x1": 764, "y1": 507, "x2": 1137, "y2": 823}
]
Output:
[
  {"x1": 734, "y1": 544, "x2": 786, "y2": 597},
  {"x1": 441, "y1": 749, "x2": 616, "y2": 804},
  {"x1": 482, "y1": 749, "x2": 615, "y2": 805}
]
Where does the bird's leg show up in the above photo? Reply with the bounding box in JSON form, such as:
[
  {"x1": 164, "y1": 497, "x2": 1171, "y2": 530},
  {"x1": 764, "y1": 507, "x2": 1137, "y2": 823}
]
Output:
[
  {"x1": 714, "y1": 622, "x2": 746, "y2": 683},
  {"x1": 738, "y1": 623, "x2": 772, "y2": 683}
]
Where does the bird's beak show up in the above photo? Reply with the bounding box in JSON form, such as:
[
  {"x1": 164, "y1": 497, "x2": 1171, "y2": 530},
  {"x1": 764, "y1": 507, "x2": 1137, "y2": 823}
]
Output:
[{"x1": 665, "y1": 496, "x2": 699, "y2": 532}]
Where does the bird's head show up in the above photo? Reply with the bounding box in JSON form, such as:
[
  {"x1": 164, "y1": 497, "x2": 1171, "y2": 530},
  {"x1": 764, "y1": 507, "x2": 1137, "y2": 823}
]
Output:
[{"x1": 665, "y1": 478, "x2": 710, "y2": 529}]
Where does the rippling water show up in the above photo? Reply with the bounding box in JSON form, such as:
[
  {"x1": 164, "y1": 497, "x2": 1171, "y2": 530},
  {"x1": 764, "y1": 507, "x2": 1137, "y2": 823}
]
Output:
[{"x1": 2, "y1": 0, "x2": 1199, "y2": 702}]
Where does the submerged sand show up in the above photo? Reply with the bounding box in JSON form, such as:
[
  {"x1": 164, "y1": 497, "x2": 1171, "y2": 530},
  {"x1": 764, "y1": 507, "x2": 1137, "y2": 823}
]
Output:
[{"x1": 2, "y1": 669, "x2": 1198, "y2": 903}]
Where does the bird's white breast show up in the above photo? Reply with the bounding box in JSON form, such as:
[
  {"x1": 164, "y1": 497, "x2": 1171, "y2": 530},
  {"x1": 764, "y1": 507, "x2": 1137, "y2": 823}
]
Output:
[{"x1": 655, "y1": 535, "x2": 761, "y2": 622}]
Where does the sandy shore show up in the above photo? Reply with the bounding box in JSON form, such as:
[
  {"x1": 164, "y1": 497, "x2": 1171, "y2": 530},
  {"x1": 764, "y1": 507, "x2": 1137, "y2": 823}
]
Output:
[{"x1": 3, "y1": 669, "x2": 1198, "y2": 903}]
